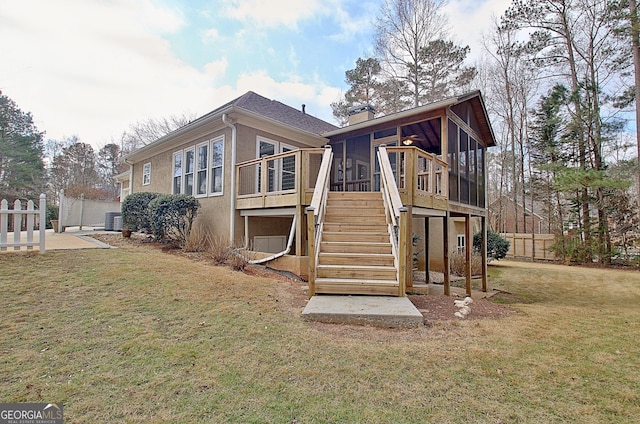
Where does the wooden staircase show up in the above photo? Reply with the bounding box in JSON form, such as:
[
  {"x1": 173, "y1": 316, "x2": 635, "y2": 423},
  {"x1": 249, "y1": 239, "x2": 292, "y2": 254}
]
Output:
[{"x1": 314, "y1": 191, "x2": 400, "y2": 296}]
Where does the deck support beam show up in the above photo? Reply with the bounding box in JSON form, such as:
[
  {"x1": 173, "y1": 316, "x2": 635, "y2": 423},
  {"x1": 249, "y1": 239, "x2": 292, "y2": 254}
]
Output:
[
  {"x1": 481, "y1": 215, "x2": 488, "y2": 292},
  {"x1": 465, "y1": 213, "x2": 472, "y2": 297},
  {"x1": 424, "y1": 217, "x2": 430, "y2": 283},
  {"x1": 443, "y1": 212, "x2": 450, "y2": 296}
]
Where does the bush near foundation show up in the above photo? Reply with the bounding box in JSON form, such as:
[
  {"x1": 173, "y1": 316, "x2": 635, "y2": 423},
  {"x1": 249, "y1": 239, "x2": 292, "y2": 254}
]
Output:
[
  {"x1": 121, "y1": 192, "x2": 160, "y2": 233},
  {"x1": 473, "y1": 229, "x2": 510, "y2": 261},
  {"x1": 148, "y1": 194, "x2": 200, "y2": 247}
]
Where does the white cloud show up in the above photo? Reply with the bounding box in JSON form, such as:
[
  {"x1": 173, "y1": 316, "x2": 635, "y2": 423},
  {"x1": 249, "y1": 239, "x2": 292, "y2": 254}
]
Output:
[
  {"x1": 202, "y1": 27, "x2": 222, "y2": 44},
  {"x1": 203, "y1": 58, "x2": 229, "y2": 80},
  {"x1": 235, "y1": 70, "x2": 340, "y2": 123},
  {"x1": 444, "y1": 0, "x2": 512, "y2": 61},
  {"x1": 0, "y1": 0, "x2": 206, "y2": 146},
  {"x1": 222, "y1": 0, "x2": 322, "y2": 28},
  {"x1": 0, "y1": 0, "x2": 351, "y2": 147}
]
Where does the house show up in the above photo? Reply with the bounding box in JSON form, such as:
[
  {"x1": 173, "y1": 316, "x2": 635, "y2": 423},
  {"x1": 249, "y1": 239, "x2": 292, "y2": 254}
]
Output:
[
  {"x1": 488, "y1": 196, "x2": 546, "y2": 234},
  {"x1": 119, "y1": 90, "x2": 496, "y2": 297}
]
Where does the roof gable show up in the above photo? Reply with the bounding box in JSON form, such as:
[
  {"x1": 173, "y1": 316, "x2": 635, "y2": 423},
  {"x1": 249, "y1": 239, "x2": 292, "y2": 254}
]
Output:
[
  {"x1": 234, "y1": 92, "x2": 338, "y2": 135},
  {"x1": 200, "y1": 91, "x2": 338, "y2": 135}
]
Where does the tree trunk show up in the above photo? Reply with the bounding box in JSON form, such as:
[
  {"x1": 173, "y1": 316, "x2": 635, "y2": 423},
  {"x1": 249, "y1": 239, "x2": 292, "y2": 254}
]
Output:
[{"x1": 630, "y1": 0, "x2": 640, "y2": 210}]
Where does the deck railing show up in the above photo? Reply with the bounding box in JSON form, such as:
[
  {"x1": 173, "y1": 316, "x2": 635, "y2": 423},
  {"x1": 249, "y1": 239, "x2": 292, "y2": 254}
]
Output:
[
  {"x1": 236, "y1": 148, "x2": 324, "y2": 209},
  {"x1": 377, "y1": 146, "x2": 407, "y2": 296},
  {"x1": 387, "y1": 146, "x2": 448, "y2": 210},
  {"x1": 305, "y1": 146, "x2": 333, "y2": 297}
]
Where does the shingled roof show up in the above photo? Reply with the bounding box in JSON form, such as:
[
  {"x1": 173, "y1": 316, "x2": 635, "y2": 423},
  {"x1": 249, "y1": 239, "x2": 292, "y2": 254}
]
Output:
[{"x1": 215, "y1": 91, "x2": 338, "y2": 135}]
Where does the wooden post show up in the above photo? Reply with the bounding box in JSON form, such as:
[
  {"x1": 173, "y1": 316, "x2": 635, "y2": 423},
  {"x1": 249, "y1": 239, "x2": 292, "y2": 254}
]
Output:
[
  {"x1": 295, "y1": 204, "x2": 303, "y2": 256},
  {"x1": 405, "y1": 149, "x2": 416, "y2": 205},
  {"x1": 481, "y1": 215, "x2": 487, "y2": 292},
  {"x1": 398, "y1": 207, "x2": 409, "y2": 296},
  {"x1": 465, "y1": 214, "x2": 471, "y2": 297},
  {"x1": 443, "y1": 212, "x2": 450, "y2": 296},
  {"x1": 405, "y1": 205, "x2": 413, "y2": 290},
  {"x1": 531, "y1": 232, "x2": 536, "y2": 261},
  {"x1": 424, "y1": 217, "x2": 430, "y2": 283},
  {"x1": 305, "y1": 206, "x2": 316, "y2": 297}
]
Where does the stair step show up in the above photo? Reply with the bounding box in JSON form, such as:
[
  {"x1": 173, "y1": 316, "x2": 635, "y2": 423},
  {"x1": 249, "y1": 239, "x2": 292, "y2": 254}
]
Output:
[
  {"x1": 315, "y1": 278, "x2": 399, "y2": 296},
  {"x1": 320, "y1": 241, "x2": 392, "y2": 254},
  {"x1": 317, "y1": 264, "x2": 397, "y2": 279},
  {"x1": 322, "y1": 231, "x2": 390, "y2": 243},
  {"x1": 323, "y1": 223, "x2": 388, "y2": 232},
  {"x1": 326, "y1": 206, "x2": 385, "y2": 216},
  {"x1": 318, "y1": 252, "x2": 395, "y2": 266},
  {"x1": 328, "y1": 192, "x2": 382, "y2": 200},
  {"x1": 323, "y1": 214, "x2": 387, "y2": 224},
  {"x1": 313, "y1": 191, "x2": 399, "y2": 296}
]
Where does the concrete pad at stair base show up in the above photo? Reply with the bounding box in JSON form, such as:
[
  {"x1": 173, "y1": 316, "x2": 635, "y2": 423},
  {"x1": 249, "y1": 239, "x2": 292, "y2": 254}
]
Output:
[{"x1": 302, "y1": 295, "x2": 424, "y2": 328}]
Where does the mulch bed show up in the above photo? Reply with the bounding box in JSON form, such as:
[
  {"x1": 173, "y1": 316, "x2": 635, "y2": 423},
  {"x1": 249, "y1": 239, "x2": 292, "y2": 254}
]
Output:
[{"x1": 408, "y1": 294, "x2": 516, "y2": 322}]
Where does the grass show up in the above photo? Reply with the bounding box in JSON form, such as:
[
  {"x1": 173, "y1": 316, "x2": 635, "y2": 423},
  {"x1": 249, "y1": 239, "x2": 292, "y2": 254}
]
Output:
[{"x1": 1, "y1": 247, "x2": 639, "y2": 423}]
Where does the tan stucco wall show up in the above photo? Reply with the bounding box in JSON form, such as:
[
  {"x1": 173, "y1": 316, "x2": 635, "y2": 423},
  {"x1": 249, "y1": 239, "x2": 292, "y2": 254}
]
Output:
[
  {"x1": 128, "y1": 120, "x2": 323, "y2": 249},
  {"x1": 412, "y1": 216, "x2": 481, "y2": 272},
  {"x1": 129, "y1": 126, "x2": 236, "y2": 241}
]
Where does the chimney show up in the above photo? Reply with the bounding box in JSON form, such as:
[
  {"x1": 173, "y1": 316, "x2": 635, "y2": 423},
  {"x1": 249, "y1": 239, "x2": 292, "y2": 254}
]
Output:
[
  {"x1": 348, "y1": 104, "x2": 375, "y2": 125},
  {"x1": 302, "y1": 104, "x2": 306, "y2": 114}
]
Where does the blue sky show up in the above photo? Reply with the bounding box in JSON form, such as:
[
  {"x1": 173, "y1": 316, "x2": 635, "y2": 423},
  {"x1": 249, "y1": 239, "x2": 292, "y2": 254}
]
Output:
[{"x1": 0, "y1": 0, "x2": 512, "y2": 148}]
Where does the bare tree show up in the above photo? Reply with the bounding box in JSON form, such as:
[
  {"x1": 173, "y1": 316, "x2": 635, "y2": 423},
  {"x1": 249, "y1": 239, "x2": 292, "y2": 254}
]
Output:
[
  {"x1": 374, "y1": 0, "x2": 449, "y2": 107},
  {"x1": 120, "y1": 113, "x2": 196, "y2": 154},
  {"x1": 628, "y1": 0, "x2": 640, "y2": 208},
  {"x1": 482, "y1": 18, "x2": 537, "y2": 233}
]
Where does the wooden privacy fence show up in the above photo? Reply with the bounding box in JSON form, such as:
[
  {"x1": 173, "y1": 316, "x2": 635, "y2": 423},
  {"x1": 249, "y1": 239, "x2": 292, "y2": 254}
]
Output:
[
  {"x1": 0, "y1": 194, "x2": 46, "y2": 253},
  {"x1": 501, "y1": 233, "x2": 556, "y2": 261}
]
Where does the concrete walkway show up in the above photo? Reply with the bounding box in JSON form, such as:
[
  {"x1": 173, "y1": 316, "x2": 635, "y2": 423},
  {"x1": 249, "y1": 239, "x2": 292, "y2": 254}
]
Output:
[{"x1": 1, "y1": 228, "x2": 112, "y2": 252}]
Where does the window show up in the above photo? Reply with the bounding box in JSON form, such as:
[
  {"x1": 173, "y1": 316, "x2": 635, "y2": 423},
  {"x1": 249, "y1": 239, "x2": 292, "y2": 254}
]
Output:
[
  {"x1": 256, "y1": 137, "x2": 296, "y2": 192},
  {"x1": 210, "y1": 138, "x2": 224, "y2": 195},
  {"x1": 185, "y1": 148, "x2": 194, "y2": 195},
  {"x1": 172, "y1": 138, "x2": 222, "y2": 198},
  {"x1": 457, "y1": 234, "x2": 465, "y2": 254},
  {"x1": 142, "y1": 162, "x2": 151, "y2": 186},
  {"x1": 172, "y1": 152, "x2": 182, "y2": 194},
  {"x1": 196, "y1": 142, "x2": 208, "y2": 196}
]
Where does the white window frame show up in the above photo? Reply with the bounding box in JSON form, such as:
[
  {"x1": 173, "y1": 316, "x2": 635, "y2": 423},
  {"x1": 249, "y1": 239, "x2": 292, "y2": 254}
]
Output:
[
  {"x1": 142, "y1": 162, "x2": 151, "y2": 186},
  {"x1": 195, "y1": 141, "x2": 209, "y2": 198},
  {"x1": 172, "y1": 152, "x2": 182, "y2": 194},
  {"x1": 209, "y1": 136, "x2": 224, "y2": 196},
  {"x1": 457, "y1": 234, "x2": 465, "y2": 254},
  {"x1": 256, "y1": 136, "x2": 297, "y2": 193},
  {"x1": 184, "y1": 147, "x2": 195, "y2": 196}
]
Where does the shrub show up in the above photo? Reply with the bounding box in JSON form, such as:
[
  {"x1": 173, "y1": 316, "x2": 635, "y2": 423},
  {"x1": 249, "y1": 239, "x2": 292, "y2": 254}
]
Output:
[
  {"x1": 184, "y1": 226, "x2": 213, "y2": 252},
  {"x1": 227, "y1": 250, "x2": 249, "y2": 271},
  {"x1": 473, "y1": 229, "x2": 510, "y2": 261},
  {"x1": 121, "y1": 192, "x2": 160, "y2": 233},
  {"x1": 207, "y1": 235, "x2": 233, "y2": 264},
  {"x1": 148, "y1": 194, "x2": 199, "y2": 246},
  {"x1": 45, "y1": 204, "x2": 58, "y2": 229},
  {"x1": 450, "y1": 252, "x2": 483, "y2": 276}
]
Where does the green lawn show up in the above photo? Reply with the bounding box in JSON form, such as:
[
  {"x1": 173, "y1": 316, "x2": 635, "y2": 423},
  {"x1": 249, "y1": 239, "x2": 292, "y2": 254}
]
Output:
[{"x1": 1, "y1": 247, "x2": 639, "y2": 423}]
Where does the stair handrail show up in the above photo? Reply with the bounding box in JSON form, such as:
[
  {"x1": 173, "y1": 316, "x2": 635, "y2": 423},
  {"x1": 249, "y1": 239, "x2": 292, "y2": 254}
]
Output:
[
  {"x1": 305, "y1": 145, "x2": 333, "y2": 296},
  {"x1": 377, "y1": 145, "x2": 403, "y2": 233},
  {"x1": 378, "y1": 145, "x2": 408, "y2": 296}
]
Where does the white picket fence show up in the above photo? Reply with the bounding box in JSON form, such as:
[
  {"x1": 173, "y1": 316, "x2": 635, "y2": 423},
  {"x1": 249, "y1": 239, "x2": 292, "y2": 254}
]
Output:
[{"x1": 0, "y1": 194, "x2": 46, "y2": 253}]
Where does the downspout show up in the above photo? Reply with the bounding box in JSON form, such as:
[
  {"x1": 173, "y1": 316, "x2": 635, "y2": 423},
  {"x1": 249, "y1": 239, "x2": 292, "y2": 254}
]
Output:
[
  {"x1": 249, "y1": 214, "x2": 296, "y2": 264},
  {"x1": 222, "y1": 113, "x2": 237, "y2": 243},
  {"x1": 124, "y1": 159, "x2": 133, "y2": 195}
]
